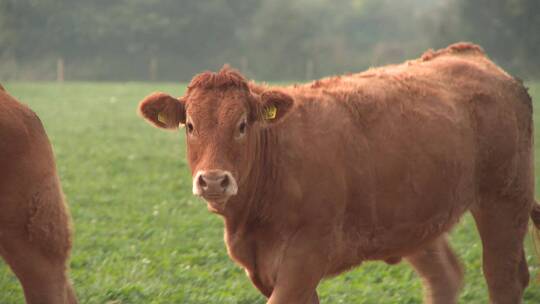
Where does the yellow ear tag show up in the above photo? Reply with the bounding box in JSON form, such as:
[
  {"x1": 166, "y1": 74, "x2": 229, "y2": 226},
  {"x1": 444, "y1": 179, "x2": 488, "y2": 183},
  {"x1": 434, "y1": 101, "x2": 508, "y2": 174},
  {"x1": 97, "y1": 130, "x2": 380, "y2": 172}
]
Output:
[
  {"x1": 263, "y1": 105, "x2": 277, "y2": 120},
  {"x1": 157, "y1": 112, "x2": 167, "y2": 124}
]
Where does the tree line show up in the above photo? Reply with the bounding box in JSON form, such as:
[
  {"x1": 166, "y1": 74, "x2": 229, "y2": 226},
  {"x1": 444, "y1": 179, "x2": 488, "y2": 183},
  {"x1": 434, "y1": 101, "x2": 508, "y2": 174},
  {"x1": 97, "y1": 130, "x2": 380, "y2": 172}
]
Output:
[{"x1": 0, "y1": 0, "x2": 538, "y2": 81}]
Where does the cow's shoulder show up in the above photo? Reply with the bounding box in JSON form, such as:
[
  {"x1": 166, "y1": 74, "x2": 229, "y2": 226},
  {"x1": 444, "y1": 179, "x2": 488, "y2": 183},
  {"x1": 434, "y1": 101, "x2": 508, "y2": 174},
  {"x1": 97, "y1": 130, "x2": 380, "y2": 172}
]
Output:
[
  {"x1": 0, "y1": 91, "x2": 48, "y2": 159},
  {"x1": 0, "y1": 91, "x2": 42, "y2": 129}
]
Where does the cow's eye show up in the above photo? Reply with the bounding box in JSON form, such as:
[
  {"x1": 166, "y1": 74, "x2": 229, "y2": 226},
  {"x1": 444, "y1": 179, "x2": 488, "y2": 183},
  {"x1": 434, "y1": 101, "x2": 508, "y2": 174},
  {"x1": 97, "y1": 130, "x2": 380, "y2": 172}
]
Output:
[
  {"x1": 186, "y1": 122, "x2": 194, "y2": 134},
  {"x1": 239, "y1": 121, "x2": 247, "y2": 135}
]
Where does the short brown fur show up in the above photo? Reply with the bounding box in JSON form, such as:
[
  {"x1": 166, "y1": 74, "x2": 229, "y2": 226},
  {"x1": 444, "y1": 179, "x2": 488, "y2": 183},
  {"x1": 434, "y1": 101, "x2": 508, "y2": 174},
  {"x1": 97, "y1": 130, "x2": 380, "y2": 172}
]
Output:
[
  {"x1": 139, "y1": 43, "x2": 540, "y2": 304},
  {"x1": 0, "y1": 89, "x2": 77, "y2": 303}
]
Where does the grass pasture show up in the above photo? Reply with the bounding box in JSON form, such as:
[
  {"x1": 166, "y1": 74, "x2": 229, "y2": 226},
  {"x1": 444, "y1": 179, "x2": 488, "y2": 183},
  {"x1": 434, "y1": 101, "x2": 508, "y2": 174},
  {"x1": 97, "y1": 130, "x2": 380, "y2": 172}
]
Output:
[{"x1": 0, "y1": 82, "x2": 540, "y2": 303}]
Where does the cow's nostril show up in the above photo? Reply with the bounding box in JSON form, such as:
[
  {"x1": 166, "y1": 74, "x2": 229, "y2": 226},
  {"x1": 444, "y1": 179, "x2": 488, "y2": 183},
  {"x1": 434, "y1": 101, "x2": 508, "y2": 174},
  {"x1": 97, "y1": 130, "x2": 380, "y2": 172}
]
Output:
[
  {"x1": 220, "y1": 175, "x2": 230, "y2": 189},
  {"x1": 198, "y1": 175, "x2": 207, "y2": 189}
]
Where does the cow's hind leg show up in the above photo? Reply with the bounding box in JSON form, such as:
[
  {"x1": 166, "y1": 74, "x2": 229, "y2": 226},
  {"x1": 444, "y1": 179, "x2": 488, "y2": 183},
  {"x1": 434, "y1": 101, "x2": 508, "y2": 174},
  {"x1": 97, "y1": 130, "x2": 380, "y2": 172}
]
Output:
[
  {"x1": 471, "y1": 197, "x2": 530, "y2": 304},
  {"x1": 405, "y1": 235, "x2": 463, "y2": 304},
  {"x1": 0, "y1": 185, "x2": 76, "y2": 304},
  {"x1": 0, "y1": 236, "x2": 76, "y2": 304}
]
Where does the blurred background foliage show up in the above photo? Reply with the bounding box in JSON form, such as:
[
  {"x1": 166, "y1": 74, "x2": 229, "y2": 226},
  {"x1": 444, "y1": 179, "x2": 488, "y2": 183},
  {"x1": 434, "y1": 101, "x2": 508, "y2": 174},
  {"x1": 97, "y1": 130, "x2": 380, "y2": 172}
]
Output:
[{"x1": 0, "y1": 0, "x2": 539, "y2": 81}]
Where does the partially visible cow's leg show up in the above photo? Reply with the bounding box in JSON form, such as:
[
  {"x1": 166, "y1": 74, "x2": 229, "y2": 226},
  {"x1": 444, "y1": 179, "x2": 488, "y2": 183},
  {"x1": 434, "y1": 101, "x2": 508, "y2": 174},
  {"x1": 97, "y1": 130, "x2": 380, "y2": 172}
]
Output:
[
  {"x1": 0, "y1": 177, "x2": 76, "y2": 304},
  {"x1": 311, "y1": 292, "x2": 320, "y2": 304},
  {"x1": 267, "y1": 260, "x2": 322, "y2": 304},
  {"x1": 471, "y1": 198, "x2": 530, "y2": 304},
  {"x1": 0, "y1": 236, "x2": 76, "y2": 304},
  {"x1": 267, "y1": 281, "x2": 320, "y2": 304},
  {"x1": 405, "y1": 235, "x2": 463, "y2": 304},
  {"x1": 442, "y1": 238, "x2": 464, "y2": 287},
  {"x1": 267, "y1": 230, "x2": 325, "y2": 304}
]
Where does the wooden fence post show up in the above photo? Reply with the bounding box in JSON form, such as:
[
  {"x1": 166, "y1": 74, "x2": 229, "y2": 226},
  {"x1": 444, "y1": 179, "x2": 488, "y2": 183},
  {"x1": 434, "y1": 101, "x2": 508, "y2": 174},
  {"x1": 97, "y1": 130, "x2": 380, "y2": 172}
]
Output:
[
  {"x1": 149, "y1": 57, "x2": 158, "y2": 81},
  {"x1": 240, "y1": 56, "x2": 249, "y2": 75},
  {"x1": 57, "y1": 58, "x2": 64, "y2": 82},
  {"x1": 305, "y1": 59, "x2": 314, "y2": 80}
]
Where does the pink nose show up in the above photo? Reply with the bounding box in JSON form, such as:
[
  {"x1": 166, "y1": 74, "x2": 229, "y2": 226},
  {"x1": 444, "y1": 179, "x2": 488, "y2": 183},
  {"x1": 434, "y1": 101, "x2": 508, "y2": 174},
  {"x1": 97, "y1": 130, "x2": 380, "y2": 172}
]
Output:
[
  {"x1": 193, "y1": 170, "x2": 238, "y2": 200},
  {"x1": 197, "y1": 171, "x2": 230, "y2": 194}
]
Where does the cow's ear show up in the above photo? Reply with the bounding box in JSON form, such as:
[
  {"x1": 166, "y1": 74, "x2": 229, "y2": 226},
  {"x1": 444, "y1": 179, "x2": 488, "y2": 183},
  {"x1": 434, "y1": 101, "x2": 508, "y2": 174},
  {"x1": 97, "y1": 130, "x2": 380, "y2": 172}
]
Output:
[
  {"x1": 257, "y1": 90, "x2": 294, "y2": 125},
  {"x1": 138, "y1": 92, "x2": 186, "y2": 130}
]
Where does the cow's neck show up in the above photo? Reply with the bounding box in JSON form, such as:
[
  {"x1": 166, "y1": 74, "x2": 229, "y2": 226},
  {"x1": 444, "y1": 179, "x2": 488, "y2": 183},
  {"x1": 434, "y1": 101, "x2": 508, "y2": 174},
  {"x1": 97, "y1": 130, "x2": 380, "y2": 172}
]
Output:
[
  {"x1": 222, "y1": 127, "x2": 279, "y2": 236},
  {"x1": 218, "y1": 127, "x2": 287, "y2": 292}
]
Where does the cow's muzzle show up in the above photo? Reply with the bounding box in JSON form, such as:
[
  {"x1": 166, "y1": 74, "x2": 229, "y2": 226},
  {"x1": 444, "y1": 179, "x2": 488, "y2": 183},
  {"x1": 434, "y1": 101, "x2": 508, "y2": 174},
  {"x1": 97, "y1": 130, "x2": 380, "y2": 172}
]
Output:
[{"x1": 192, "y1": 170, "x2": 238, "y2": 202}]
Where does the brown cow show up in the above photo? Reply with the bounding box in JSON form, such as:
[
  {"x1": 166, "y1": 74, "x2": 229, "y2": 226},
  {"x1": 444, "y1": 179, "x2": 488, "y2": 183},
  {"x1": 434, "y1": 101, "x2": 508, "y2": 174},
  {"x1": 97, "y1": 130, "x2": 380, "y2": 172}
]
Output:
[
  {"x1": 138, "y1": 43, "x2": 540, "y2": 304},
  {"x1": 0, "y1": 87, "x2": 77, "y2": 303}
]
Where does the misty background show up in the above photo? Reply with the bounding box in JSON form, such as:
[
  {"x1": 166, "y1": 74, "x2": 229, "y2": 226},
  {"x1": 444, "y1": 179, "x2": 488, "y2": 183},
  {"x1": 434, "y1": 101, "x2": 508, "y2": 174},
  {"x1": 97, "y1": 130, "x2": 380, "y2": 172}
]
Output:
[{"x1": 0, "y1": 0, "x2": 538, "y2": 82}]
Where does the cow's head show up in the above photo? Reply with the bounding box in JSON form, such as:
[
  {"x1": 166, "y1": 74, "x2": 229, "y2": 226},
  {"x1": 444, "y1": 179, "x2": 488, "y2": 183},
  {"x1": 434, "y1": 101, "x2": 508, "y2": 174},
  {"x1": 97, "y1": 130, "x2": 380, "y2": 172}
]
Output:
[{"x1": 138, "y1": 67, "x2": 294, "y2": 206}]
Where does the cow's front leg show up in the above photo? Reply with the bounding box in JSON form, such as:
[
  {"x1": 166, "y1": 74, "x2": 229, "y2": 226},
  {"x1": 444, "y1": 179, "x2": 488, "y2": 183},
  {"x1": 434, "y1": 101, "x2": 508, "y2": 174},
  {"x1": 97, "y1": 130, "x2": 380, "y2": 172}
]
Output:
[
  {"x1": 268, "y1": 273, "x2": 321, "y2": 304},
  {"x1": 267, "y1": 233, "x2": 326, "y2": 304},
  {"x1": 311, "y1": 291, "x2": 320, "y2": 304}
]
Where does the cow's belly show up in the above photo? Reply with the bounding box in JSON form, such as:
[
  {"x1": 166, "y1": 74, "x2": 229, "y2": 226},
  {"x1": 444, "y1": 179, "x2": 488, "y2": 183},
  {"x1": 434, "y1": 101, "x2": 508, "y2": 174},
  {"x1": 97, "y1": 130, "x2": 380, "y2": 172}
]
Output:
[
  {"x1": 326, "y1": 176, "x2": 473, "y2": 276},
  {"x1": 330, "y1": 106, "x2": 476, "y2": 270}
]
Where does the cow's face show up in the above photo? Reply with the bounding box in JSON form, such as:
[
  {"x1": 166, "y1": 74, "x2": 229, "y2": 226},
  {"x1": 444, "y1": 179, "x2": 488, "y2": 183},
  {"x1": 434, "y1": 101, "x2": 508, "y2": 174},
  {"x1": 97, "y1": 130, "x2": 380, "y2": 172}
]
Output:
[
  {"x1": 139, "y1": 68, "x2": 293, "y2": 206},
  {"x1": 184, "y1": 87, "x2": 254, "y2": 203}
]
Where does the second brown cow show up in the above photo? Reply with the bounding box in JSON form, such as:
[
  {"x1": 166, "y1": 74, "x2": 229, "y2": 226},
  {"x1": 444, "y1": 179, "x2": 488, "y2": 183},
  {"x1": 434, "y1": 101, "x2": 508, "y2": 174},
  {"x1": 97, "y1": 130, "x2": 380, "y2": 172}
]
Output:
[
  {"x1": 0, "y1": 86, "x2": 77, "y2": 303},
  {"x1": 139, "y1": 43, "x2": 540, "y2": 304}
]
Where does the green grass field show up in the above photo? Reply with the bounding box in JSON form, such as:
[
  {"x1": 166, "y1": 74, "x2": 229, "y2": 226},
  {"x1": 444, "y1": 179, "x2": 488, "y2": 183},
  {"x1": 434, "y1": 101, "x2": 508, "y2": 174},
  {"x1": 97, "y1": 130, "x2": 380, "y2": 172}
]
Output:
[{"x1": 1, "y1": 82, "x2": 540, "y2": 303}]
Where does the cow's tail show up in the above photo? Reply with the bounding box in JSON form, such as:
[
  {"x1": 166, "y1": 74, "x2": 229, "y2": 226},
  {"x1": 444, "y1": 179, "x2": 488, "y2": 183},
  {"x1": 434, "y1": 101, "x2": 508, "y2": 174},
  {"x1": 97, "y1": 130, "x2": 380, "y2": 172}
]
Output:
[
  {"x1": 532, "y1": 202, "x2": 540, "y2": 230},
  {"x1": 531, "y1": 202, "x2": 540, "y2": 281}
]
